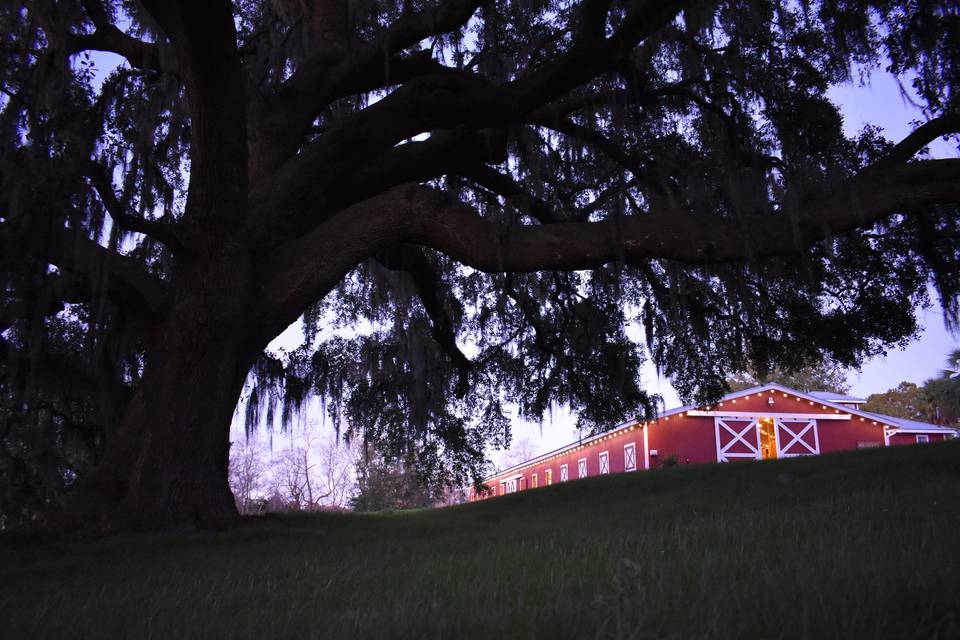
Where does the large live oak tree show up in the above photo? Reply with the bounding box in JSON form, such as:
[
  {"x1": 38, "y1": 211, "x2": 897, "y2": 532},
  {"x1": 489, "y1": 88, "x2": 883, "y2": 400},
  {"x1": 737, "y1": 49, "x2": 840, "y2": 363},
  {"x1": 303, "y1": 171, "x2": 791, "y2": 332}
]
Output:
[{"x1": 1, "y1": 0, "x2": 958, "y2": 530}]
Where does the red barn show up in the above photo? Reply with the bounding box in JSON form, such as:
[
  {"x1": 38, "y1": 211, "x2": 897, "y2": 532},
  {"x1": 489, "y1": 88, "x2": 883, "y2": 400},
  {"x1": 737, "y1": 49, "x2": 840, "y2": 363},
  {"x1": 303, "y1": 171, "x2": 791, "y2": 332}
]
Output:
[{"x1": 470, "y1": 383, "x2": 958, "y2": 500}]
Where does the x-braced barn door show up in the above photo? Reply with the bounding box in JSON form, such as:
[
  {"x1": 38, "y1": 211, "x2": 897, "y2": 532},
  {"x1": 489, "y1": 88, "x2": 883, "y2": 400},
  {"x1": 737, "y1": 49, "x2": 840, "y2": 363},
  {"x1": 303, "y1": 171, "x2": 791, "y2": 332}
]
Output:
[
  {"x1": 774, "y1": 418, "x2": 820, "y2": 457},
  {"x1": 715, "y1": 418, "x2": 761, "y2": 462}
]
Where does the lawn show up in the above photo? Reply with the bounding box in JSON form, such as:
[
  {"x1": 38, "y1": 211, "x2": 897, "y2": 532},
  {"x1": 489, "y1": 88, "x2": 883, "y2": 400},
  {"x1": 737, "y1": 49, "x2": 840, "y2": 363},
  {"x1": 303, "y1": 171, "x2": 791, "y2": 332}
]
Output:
[{"x1": 2, "y1": 441, "x2": 960, "y2": 639}]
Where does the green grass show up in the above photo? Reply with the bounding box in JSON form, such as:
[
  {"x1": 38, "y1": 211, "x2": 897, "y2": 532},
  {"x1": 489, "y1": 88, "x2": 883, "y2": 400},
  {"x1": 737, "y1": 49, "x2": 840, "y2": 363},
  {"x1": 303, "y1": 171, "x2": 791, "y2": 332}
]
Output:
[{"x1": 3, "y1": 442, "x2": 960, "y2": 639}]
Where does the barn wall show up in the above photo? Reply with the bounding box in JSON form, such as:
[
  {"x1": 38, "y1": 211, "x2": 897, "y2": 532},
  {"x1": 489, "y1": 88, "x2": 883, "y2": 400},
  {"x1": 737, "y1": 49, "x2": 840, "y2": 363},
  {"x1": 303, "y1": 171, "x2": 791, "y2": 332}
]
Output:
[
  {"x1": 646, "y1": 415, "x2": 718, "y2": 466},
  {"x1": 487, "y1": 425, "x2": 647, "y2": 492},
  {"x1": 888, "y1": 433, "x2": 945, "y2": 446},
  {"x1": 817, "y1": 418, "x2": 885, "y2": 451}
]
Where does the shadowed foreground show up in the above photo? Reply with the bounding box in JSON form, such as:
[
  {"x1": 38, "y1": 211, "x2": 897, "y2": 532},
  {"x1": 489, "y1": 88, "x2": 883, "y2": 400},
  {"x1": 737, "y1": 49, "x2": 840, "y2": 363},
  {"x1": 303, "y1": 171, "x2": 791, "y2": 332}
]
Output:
[{"x1": 3, "y1": 441, "x2": 959, "y2": 639}]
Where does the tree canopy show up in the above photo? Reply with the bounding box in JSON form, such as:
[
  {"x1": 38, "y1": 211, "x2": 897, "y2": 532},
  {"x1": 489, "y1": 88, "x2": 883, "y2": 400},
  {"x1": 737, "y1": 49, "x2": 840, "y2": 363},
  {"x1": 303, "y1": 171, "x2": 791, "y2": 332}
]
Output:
[
  {"x1": 727, "y1": 360, "x2": 851, "y2": 393},
  {"x1": 1, "y1": 0, "x2": 959, "y2": 529},
  {"x1": 863, "y1": 349, "x2": 960, "y2": 425}
]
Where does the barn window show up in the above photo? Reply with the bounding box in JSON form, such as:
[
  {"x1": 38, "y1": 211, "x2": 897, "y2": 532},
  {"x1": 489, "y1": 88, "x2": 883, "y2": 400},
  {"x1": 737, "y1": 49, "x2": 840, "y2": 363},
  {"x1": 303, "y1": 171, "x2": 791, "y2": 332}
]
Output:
[
  {"x1": 546, "y1": 469, "x2": 553, "y2": 485},
  {"x1": 532, "y1": 473, "x2": 538, "y2": 488},
  {"x1": 624, "y1": 443, "x2": 637, "y2": 471},
  {"x1": 578, "y1": 457, "x2": 587, "y2": 478},
  {"x1": 560, "y1": 464, "x2": 569, "y2": 482},
  {"x1": 916, "y1": 434, "x2": 929, "y2": 444},
  {"x1": 599, "y1": 451, "x2": 610, "y2": 474}
]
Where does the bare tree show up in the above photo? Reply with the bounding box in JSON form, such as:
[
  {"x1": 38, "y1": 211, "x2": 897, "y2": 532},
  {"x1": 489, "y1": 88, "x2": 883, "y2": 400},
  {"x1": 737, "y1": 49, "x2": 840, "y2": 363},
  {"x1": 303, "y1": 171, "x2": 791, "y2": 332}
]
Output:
[
  {"x1": 315, "y1": 436, "x2": 358, "y2": 509},
  {"x1": 228, "y1": 439, "x2": 270, "y2": 515},
  {"x1": 499, "y1": 438, "x2": 540, "y2": 471},
  {"x1": 272, "y1": 446, "x2": 311, "y2": 510},
  {"x1": 271, "y1": 424, "x2": 357, "y2": 511}
]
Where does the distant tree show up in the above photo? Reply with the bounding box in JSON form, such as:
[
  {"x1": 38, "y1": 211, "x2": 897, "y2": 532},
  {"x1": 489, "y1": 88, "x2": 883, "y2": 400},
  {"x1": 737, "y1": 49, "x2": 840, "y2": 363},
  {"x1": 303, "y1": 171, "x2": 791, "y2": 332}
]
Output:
[
  {"x1": 922, "y1": 377, "x2": 960, "y2": 426},
  {"x1": 436, "y1": 484, "x2": 468, "y2": 507},
  {"x1": 227, "y1": 439, "x2": 270, "y2": 515},
  {"x1": 944, "y1": 349, "x2": 960, "y2": 379},
  {"x1": 230, "y1": 424, "x2": 357, "y2": 513},
  {"x1": 350, "y1": 450, "x2": 437, "y2": 513},
  {"x1": 924, "y1": 349, "x2": 960, "y2": 425},
  {"x1": 864, "y1": 351, "x2": 960, "y2": 426},
  {"x1": 499, "y1": 438, "x2": 540, "y2": 470},
  {"x1": 272, "y1": 445, "x2": 316, "y2": 511},
  {"x1": 727, "y1": 362, "x2": 850, "y2": 394},
  {"x1": 270, "y1": 426, "x2": 358, "y2": 511},
  {"x1": 314, "y1": 436, "x2": 358, "y2": 510},
  {"x1": 863, "y1": 382, "x2": 931, "y2": 422}
]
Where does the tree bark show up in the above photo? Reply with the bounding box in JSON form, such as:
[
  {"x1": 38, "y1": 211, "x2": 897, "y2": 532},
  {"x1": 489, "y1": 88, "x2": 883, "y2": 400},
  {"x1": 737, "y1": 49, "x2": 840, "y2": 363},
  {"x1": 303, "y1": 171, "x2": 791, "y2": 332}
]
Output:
[
  {"x1": 56, "y1": 0, "x2": 260, "y2": 533},
  {"x1": 64, "y1": 247, "x2": 260, "y2": 532}
]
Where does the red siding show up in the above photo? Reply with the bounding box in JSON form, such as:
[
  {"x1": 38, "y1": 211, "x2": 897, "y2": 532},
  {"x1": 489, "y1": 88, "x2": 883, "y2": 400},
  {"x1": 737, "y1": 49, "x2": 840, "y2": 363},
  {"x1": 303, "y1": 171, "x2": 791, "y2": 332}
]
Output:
[
  {"x1": 487, "y1": 425, "x2": 648, "y2": 494},
  {"x1": 818, "y1": 417, "x2": 884, "y2": 451},
  {"x1": 888, "y1": 433, "x2": 945, "y2": 446},
  {"x1": 647, "y1": 414, "x2": 718, "y2": 466}
]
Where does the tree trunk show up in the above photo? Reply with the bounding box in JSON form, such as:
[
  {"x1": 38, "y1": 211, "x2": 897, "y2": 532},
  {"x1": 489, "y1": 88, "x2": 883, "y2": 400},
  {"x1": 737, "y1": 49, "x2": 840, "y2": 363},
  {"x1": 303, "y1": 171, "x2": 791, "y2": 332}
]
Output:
[{"x1": 64, "y1": 253, "x2": 261, "y2": 532}]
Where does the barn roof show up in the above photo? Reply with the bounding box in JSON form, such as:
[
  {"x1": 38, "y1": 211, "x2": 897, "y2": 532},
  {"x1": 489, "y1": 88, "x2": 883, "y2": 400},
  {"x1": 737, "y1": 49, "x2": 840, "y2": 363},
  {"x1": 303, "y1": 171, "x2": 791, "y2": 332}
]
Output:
[
  {"x1": 860, "y1": 412, "x2": 958, "y2": 434},
  {"x1": 807, "y1": 391, "x2": 867, "y2": 404}
]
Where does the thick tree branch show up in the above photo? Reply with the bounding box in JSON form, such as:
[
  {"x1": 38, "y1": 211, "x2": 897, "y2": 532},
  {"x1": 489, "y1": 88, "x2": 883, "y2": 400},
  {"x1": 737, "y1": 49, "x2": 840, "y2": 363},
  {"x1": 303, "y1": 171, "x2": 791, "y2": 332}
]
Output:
[
  {"x1": 140, "y1": 0, "x2": 248, "y2": 225},
  {"x1": 281, "y1": 0, "x2": 482, "y2": 106},
  {"x1": 411, "y1": 161, "x2": 960, "y2": 270},
  {"x1": 256, "y1": 157, "x2": 960, "y2": 339},
  {"x1": 66, "y1": 29, "x2": 170, "y2": 73},
  {"x1": 30, "y1": 223, "x2": 168, "y2": 316},
  {"x1": 0, "y1": 269, "x2": 115, "y2": 331},
  {"x1": 65, "y1": 1, "x2": 173, "y2": 73},
  {"x1": 302, "y1": 1, "x2": 478, "y2": 88},
  {"x1": 329, "y1": 129, "x2": 506, "y2": 208},
  {"x1": 250, "y1": 125, "x2": 507, "y2": 239},
  {"x1": 85, "y1": 163, "x2": 183, "y2": 251},
  {"x1": 884, "y1": 113, "x2": 960, "y2": 164},
  {"x1": 250, "y1": 74, "x2": 505, "y2": 218},
  {"x1": 249, "y1": 0, "x2": 483, "y2": 175},
  {"x1": 332, "y1": 52, "x2": 463, "y2": 97}
]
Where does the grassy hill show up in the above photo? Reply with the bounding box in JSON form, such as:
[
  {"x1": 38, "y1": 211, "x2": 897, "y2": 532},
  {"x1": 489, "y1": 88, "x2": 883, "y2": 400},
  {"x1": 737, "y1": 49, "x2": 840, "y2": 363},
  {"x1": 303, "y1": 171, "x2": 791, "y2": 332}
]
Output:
[{"x1": 2, "y1": 441, "x2": 960, "y2": 639}]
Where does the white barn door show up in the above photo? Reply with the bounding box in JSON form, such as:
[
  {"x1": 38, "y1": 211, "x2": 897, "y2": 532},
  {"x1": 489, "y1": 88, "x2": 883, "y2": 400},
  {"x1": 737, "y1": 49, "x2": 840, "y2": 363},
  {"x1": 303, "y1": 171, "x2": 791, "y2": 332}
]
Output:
[
  {"x1": 715, "y1": 418, "x2": 761, "y2": 462},
  {"x1": 775, "y1": 418, "x2": 820, "y2": 457}
]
